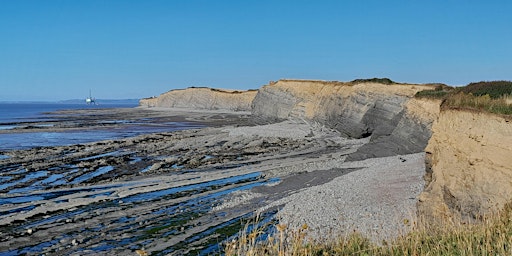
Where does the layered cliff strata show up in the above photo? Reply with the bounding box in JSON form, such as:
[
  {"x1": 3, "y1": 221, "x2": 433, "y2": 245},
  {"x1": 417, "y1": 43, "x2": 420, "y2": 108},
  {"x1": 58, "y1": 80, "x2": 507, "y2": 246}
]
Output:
[
  {"x1": 139, "y1": 87, "x2": 257, "y2": 111},
  {"x1": 251, "y1": 79, "x2": 439, "y2": 160},
  {"x1": 418, "y1": 110, "x2": 512, "y2": 221},
  {"x1": 138, "y1": 79, "x2": 512, "y2": 223}
]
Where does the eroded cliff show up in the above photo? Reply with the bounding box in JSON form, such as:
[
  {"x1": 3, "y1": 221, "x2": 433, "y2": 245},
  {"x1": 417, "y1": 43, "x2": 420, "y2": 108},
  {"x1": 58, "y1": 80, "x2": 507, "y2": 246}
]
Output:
[
  {"x1": 252, "y1": 79, "x2": 439, "y2": 160},
  {"x1": 139, "y1": 79, "x2": 512, "y2": 223},
  {"x1": 139, "y1": 87, "x2": 257, "y2": 111},
  {"x1": 418, "y1": 110, "x2": 512, "y2": 221}
]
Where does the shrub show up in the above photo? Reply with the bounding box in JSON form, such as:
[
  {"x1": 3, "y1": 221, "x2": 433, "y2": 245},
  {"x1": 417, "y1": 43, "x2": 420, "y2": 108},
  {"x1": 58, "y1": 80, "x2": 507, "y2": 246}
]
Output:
[
  {"x1": 415, "y1": 80, "x2": 512, "y2": 115},
  {"x1": 462, "y1": 81, "x2": 512, "y2": 99},
  {"x1": 415, "y1": 90, "x2": 449, "y2": 99},
  {"x1": 415, "y1": 84, "x2": 453, "y2": 99},
  {"x1": 350, "y1": 78, "x2": 396, "y2": 85}
]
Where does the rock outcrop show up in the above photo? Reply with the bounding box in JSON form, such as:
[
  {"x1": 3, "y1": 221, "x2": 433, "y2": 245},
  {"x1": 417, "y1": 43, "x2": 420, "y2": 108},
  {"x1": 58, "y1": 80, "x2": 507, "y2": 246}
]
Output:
[
  {"x1": 139, "y1": 78, "x2": 512, "y2": 223},
  {"x1": 418, "y1": 110, "x2": 512, "y2": 221},
  {"x1": 251, "y1": 79, "x2": 439, "y2": 160},
  {"x1": 139, "y1": 87, "x2": 257, "y2": 111}
]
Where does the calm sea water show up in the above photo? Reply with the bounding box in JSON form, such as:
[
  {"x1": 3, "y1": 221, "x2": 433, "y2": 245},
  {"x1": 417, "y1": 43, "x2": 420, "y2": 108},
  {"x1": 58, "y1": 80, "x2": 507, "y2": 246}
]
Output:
[
  {"x1": 0, "y1": 102, "x2": 137, "y2": 123},
  {"x1": 0, "y1": 102, "x2": 202, "y2": 150}
]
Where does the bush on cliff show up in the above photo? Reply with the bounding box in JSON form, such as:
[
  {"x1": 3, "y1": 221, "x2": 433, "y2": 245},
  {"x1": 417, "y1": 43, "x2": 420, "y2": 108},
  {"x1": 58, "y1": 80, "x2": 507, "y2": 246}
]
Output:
[
  {"x1": 462, "y1": 81, "x2": 512, "y2": 99},
  {"x1": 414, "y1": 84, "x2": 454, "y2": 99},
  {"x1": 350, "y1": 77, "x2": 397, "y2": 85},
  {"x1": 415, "y1": 90, "x2": 450, "y2": 99},
  {"x1": 415, "y1": 80, "x2": 512, "y2": 115}
]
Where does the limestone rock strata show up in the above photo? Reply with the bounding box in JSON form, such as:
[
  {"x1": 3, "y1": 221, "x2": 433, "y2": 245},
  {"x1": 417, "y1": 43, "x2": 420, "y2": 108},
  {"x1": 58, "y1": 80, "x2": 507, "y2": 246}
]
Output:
[
  {"x1": 136, "y1": 79, "x2": 512, "y2": 223},
  {"x1": 139, "y1": 87, "x2": 257, "y2": 111},
  {"x1": 251, "y1": 79, "x2": 439, "y2": 160},
  {"x1": 418, "y1": 110, "x2": 512, "y2": 221}
]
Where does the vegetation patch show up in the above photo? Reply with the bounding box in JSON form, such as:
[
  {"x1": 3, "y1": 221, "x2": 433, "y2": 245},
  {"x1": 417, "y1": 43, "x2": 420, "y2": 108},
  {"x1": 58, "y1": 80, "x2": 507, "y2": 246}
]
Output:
[
  {"x1": 415, "y1": 80, "x2": 512, "y2": 115},
  {"x1": 415, "y1": 90, "x2": 450, "y2": 99},
  {"x1": 277, "y1": 78, "x2": 399, "y2": 86},
  {"x1": 414, "y1": 84, "x2": 454, "y2": 99},
  {"x1": 350, "y1": 77, "x2": 397, "y2": 85},
  {"x1": 225, "y1": 204, "x2": 512, "y2": 255},
  {"x1": 443, "y1": 93, "x2": 512, "y2": 115},
  {"x1": 278, "y1": 79, "x2": 346, "y2": 86},
  {"x1": 462, "y1": 81, "x2": 512, "y2": 99}
]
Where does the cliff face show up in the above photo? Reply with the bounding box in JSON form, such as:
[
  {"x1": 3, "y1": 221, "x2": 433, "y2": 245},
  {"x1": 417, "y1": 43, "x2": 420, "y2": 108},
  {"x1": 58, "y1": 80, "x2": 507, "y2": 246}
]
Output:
[
  {"x1": 140, "y1": 79, "x2": 512, "y2": 223},
  {"x1": 139, "y1": 87, "x2": 257, "y2": 111},
  {"x1": 254, "y1": 79, "x2": 512, "y2": 221},
  {"x1": 252, "y1": 80, "x2": 439, "y2": 160},
  {"x1": 418, "y1": 110, "x2": 512, "y2": 221}
]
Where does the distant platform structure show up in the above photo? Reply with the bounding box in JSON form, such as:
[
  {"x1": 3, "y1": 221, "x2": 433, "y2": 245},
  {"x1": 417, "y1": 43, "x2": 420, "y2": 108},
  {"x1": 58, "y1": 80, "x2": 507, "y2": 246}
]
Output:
[{"x1": 86, "y1": 90, "x2": 96, "y2": 105}]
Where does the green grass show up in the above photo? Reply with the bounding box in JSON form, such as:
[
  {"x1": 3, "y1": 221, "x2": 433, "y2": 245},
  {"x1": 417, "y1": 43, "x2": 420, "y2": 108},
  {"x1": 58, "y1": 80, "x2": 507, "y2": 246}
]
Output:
[
  {"x1": 415, "y1": 90, "x2": 450, "y2": 99},
  {"x1": 350, "y1": 77, "x2": 397, "y2": 85},
  {"x1": 415, "y1": 80, "x2": 512, "y2": 115},
  {"x1": 462, "y1": 81, "x2": 512, "y2": 99},
  {"x1": 224, "y1": 204, "x2": 512, "y2": 255}
]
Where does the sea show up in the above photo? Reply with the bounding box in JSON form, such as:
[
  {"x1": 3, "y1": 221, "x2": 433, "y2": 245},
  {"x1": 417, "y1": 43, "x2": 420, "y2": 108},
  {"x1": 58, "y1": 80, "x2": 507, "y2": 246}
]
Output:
[
  {"x1": 0, "y1": 102, "x2": 202, "y2": 151},
  {"x1": 0, "y1": 102, "x2": 137, "y2": 123}
]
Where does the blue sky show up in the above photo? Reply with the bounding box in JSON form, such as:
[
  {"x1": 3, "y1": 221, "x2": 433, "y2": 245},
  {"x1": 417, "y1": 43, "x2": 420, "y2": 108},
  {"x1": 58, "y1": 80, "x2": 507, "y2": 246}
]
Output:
[{"x1": 1, "y1": 0, "x2": 511, "y2": 101}]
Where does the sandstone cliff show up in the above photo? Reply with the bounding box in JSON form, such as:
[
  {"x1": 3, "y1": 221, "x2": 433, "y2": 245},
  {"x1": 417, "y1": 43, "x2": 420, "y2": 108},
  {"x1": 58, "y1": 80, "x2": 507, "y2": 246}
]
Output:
[
  {"x1": 418, "y1": 110, "x2": 512, "y2": 221},
  {"x1": 139, "y1": 87, "x2": 257, "y2": 111},
  {"x1": 251, "y1": 79, "x2": 439, "y2": 160}
]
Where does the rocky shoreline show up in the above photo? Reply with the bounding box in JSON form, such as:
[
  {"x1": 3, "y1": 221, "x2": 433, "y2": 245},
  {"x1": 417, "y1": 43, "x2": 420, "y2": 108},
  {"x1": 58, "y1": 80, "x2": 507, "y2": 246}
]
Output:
[
  {"x1": 0, "y1": 106, "x2": 426, "y2": 255},
  {"x1": 2, "y1": 79, "x2": 509, "y2": 255}
]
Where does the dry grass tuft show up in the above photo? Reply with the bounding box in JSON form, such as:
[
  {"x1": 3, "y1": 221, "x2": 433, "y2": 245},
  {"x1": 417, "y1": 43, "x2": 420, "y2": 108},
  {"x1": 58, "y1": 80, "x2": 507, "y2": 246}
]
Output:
[
  {"x1": 504, "y1": 95, "x2": 512, "y2": 105},
  {"x1": 415, "y1": 80, "x2": 512, "y2": 116},
  {"x1": 443, "y1": 93, "x2": 512, "y2": 115},
  {"x1": 224, "y1": 204, "x2": 512, "y2": 255}
]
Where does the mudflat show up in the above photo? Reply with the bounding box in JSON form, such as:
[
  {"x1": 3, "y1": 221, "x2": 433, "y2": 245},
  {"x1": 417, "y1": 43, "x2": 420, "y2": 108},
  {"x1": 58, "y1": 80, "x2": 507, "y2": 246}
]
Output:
[{"x1": 0, "y1": 107, "x2": 425, "y2": 255}]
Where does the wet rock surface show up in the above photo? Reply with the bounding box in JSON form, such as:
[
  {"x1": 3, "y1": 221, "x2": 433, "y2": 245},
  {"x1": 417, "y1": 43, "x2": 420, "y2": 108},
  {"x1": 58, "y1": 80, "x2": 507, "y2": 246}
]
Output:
[{"x1": 0, "y1": 108, "x2": 380, "y2": 255}]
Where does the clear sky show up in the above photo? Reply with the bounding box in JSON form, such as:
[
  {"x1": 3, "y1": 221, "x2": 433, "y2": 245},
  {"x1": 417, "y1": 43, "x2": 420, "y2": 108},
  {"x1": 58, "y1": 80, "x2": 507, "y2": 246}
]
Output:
[{"x1": 1, "y1": 0, "x2": 511, "y2": 101}]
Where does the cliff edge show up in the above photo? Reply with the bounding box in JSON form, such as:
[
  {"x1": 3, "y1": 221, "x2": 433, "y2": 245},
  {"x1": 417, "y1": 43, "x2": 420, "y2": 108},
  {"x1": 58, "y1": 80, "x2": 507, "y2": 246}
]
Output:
[
  {"x1": 418, "y1": 110, "x2": 512, "y2": 221},
  {"x1": 139, "y1": 87, "x2": 257, "y2": 111}
]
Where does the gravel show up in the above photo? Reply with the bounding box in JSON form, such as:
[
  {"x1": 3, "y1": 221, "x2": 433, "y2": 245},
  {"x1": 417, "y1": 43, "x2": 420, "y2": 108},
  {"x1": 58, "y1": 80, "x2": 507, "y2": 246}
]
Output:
[
  {"x1": 262, "y1": 152, "x2": 426, "y2": 243},
  {"x1": 223, "y1": 120, "x2": 427, "y2": 243}
]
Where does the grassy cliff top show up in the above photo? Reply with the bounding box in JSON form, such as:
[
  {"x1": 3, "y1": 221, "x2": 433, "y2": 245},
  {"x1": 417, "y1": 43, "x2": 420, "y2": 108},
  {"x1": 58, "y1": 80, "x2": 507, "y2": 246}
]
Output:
[
  {"x1": 415, "y1": 81, "x2": 512, "y2": 115},
  {"x1": 277, "y1": 77, "x2": 401, "y2": 86}
]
